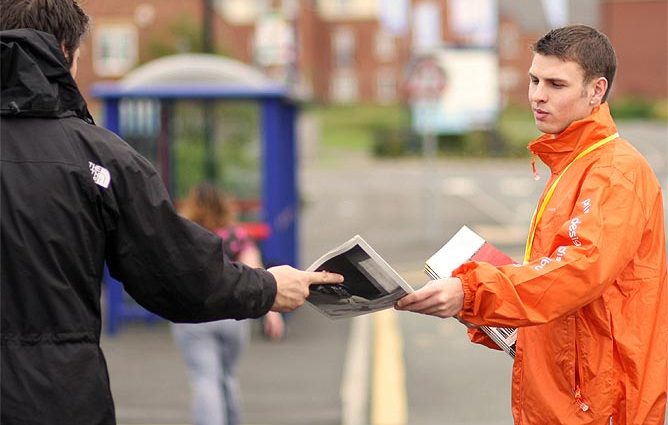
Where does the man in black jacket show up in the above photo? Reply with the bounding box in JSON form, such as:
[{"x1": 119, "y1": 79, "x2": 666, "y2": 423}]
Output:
[{"x1": 0, "y1": 1, "x2": 342, "y2": 424}]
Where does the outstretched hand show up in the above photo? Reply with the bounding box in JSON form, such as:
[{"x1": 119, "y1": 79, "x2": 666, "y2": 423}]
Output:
[
  {"x1": 267, "y1": 266, "x2": 344, "y2": 312},
  {"x1": 395, "y1": 277, "x2": 465, "y2": 318}
]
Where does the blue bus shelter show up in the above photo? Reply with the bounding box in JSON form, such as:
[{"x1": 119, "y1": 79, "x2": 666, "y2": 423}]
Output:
[{"x1": 92, "y1": 54, "x2": 299, "y2": 335}]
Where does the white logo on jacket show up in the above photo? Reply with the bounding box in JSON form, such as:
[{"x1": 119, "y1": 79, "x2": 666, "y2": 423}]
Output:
[
  {"x1": 582, "y1": 198, "x2": 591, "y2": 214},
  {"x1": 534, "y1": 256, "x2": 552, "y2": 271},
  {"x1": 568, "y1": 217, "x2": 582, "y2": 247},
  {"x1": 555, "y1": 246, "x2": 567, "y2": 262},
  {"x1": 88, "y1": 162, "x2": 111, "y2": 188}
]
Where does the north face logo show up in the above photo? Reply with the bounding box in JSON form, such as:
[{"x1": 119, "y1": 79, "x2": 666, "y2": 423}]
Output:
[{"x1": 88, "y1": 162, "x2": 111, "y2": 188}]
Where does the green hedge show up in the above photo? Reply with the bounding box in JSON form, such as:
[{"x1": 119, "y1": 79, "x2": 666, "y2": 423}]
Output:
[{"x1": 306, "y1": 99, "x2": 666, "y2": 159}]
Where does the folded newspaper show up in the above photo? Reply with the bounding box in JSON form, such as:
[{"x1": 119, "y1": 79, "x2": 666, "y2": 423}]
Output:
[
  {"x1": 425, "y1": 225, "x2": 518, "y2": 358},
  {"x1": 306, "y1": 235, "x2": 414, "y2": 319}
]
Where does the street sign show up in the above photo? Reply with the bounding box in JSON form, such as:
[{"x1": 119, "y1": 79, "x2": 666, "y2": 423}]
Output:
[
  {"x1": 404, "y1": 55, "x2": 447, "y2": 103},
  {"x1": 407, "y1": 48, "x2": 499, "y2": 135}
]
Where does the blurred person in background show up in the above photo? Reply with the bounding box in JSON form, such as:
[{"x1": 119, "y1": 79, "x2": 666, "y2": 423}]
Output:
[
  {"x1": 0, "y1": 1, "x2": 341, "y2": 424},
  {"x1": 172, "y1": 183, "x2": 285, "y2": 425},
  {"x1": 397, "y1": 24, "x2": 667, "y2": 425}
]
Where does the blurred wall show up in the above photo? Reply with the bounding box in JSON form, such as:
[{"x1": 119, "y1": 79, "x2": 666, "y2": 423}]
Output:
[{"x1": 602, "y1": 0, "x2": 668, "y2": 100}]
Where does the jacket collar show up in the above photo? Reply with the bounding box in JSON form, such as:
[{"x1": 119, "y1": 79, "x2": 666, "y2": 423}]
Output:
[
  {"x1": 0, "y1": 29, "x2": 93, "y2": 122},
  {"x1": 528, "y1": 103, "x2": 618, "y2": 174}
]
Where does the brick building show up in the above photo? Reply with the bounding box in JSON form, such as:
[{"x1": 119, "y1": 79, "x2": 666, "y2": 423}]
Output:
[
  {"x1": 602, "y1": 0, "x2": 668, "y2": 100},
  {"x1": 76, "y1": 0, "x2": 667, "y2": 112},
  {"x1": 498, "y1": 0, "x2": 668, "y2": 104}
]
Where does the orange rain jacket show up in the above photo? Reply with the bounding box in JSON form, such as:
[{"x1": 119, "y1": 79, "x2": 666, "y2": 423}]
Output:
[{"x1": 454, "y1": 104, "x2": 667, "y2": 425}]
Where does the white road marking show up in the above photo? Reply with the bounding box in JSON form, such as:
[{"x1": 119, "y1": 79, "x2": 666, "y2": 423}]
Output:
[{"x1": 341, "y1": 315, "x2": 372, "y2": 425}]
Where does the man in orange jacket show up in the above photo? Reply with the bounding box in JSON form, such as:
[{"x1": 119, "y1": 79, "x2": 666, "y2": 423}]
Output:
[{"x1": 397, "y1": 25, "x2": 667, "y2": 425}]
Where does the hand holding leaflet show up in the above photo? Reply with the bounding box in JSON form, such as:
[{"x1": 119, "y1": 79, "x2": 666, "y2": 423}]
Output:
[
  {"x1": 396, "y1": 226, "x2": 517, "y2": 358},
  {"x1": 427, "y1": 226, "x2": 517, "y2": 357},
  {"x1": 395, "y1": 277, "x2": 465, "y2": 318},
  {"x1": 305, "y1": 235, "x2": 413, "y2": 319},
  {"x1": 268, "y1": 265, "x2": 344, "y2": 312}
]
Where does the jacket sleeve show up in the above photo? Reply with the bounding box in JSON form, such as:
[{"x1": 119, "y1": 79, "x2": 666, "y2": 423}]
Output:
[
  {"x1": 455, "y1": 162, "x2": 652, "y2": 328},
  {"x1": 100, "y1": 141, "x2": 276, "y2": 323},
  {"x1": 466, "y1": 327, "x2": 502, "y2": 351}
]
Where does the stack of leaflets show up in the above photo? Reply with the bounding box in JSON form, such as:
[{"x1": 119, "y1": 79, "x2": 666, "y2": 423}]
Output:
[{"x1": 425, "y1": 225, "x2": 518, "y2": 358}]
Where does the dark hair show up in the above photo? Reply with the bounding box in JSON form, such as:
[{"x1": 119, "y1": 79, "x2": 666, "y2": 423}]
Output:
[
  {"x1": 0, "y1": 0, "x2": 90, "y2": 66},
  {"x1": 532, "y1": 24, "x2": 617, "y2": 101}
]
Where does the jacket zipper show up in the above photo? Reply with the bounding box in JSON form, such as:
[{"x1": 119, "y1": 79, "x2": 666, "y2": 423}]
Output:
[
  {"x1": 573, "y1": 318, "x2": 590, "y2": 412},
  {"x1": 574, "y1": 385, "x2": 589, "y2": 412}
]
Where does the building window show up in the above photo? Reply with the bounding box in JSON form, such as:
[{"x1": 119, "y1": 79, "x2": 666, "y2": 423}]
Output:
[
  {"x1": 281, "y1": 0, "x2": 299, "y2": 20},
  {"x1": 253, "y1": 12, "x2": 295, "y2": 67},
  {"x1": 336, "y1": 0, "x2": 352, "y2": 15},
  {"x1": 332, "y1": 26, "x2": 355, "y2": 68},
  {"x1": 375, "y1": 30, "x2": 396, "y2": 62},
  {"x1": 330, "y1": 69, "x2": 358, "y2": 103},
  {"x1": 93, "y1": 24, "x2": 138, "y2": 77},
  {"x1": 318, "y1": 0, "x2": 376, "y2": 20},
  {"x1": 412, "y1": 1, "x2": 441, "y2": 53},
  {"x1": 256, "y1": 0, "x2": 271, "y2": 15},
  {"x1": 376, "y1": 68, "x2": 396, "y2": 104}
]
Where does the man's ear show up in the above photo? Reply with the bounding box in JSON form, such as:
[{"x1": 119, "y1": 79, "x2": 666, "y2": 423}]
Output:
[
  {"x1": 60, "y1": 42, "x2": 71, "y2": 64},
  {"x1": 591, "y1": 77, "x2": 608, "y2": 105}
]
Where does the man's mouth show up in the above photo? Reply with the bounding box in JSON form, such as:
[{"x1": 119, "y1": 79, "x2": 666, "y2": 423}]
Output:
[{"x1": 533, "y1": 108, "x2": 549, "y2": 120}]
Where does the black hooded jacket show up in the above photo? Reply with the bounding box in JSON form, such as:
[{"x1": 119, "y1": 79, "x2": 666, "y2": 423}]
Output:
[{"x1": 0, "y1": 29, "x2": 276, "y2": 425}]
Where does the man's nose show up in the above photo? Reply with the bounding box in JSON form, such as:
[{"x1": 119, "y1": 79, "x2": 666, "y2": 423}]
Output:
[{"x1": 530, "y1": 83, "x2": 546, "y2": 103}]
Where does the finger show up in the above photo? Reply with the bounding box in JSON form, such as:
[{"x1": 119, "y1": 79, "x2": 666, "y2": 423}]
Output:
[
  {"x1": 395, "y1": 295, "x2": 416, "y2": 309},
  {"x1": 395, "y1": 293, "x2": 419, "y2": 308},
  {"x1": 398, "y1": 296, "x2": 441, "y2": 313},
  {"x1": 306, "y1": 270, "x2": 344, "y2": 284},
  {"x1": 395, "y1": 291, "x2": 431, "y2": 308}
]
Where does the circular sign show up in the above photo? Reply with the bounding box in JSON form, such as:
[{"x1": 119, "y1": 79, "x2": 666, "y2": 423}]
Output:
[{"x1": 404, "y1": 55, "x2": 447, "y2": 102}]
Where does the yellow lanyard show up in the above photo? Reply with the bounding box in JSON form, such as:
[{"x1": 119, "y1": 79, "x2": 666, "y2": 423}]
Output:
[{"x1": 523, "y1": 133, "x2": 619, "y2": 264}]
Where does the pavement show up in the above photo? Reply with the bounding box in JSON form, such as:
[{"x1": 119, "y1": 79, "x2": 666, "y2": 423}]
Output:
[
  {"x1": 101, "y1": 308, "x2": 349, "y2": 425},
  {"x1": 101, "y1": 120, "x2": 667, "y2": 425}
]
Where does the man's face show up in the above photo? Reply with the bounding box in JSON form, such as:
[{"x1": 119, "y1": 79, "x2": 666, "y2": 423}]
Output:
[{"x1": 528, "y1": 54, "x2": 598, "y2": 135}]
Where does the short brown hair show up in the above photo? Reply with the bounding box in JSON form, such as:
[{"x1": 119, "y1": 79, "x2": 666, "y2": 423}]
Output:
[
  {"x1": 532, "y1": 24, "x2": 617, "y2": 101},
  {"x1": 0, "y1": 0, "x2": 90, "y2": 66}
]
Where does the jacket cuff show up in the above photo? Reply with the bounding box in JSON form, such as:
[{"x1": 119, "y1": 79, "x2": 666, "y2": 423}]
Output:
[
  {"x1": 453, "y1": 261, "x2": 479, "y2": 316},
  {"x1": 257, "y1": 268, "x2": 278, "y2": 316}
]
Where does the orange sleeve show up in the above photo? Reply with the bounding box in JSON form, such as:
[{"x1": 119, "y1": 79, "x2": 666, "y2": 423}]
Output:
[
  {"x1": 455, "y1": 163, "x2": 651, "y2": 328},
  {"x1": 467, "y1": 327, "x2": 503, "y2": 351}
]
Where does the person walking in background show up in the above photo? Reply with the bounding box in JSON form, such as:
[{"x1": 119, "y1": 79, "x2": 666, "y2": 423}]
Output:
[
  {"x1": 396, "y1": 25, "x2": 667, "y2": 424},
  {"x1": 172, "y1": 183, "x2": 284, "y2": 425},
  {"x1": 0, "y1": 2, "x2": 342, "y2": 424}
]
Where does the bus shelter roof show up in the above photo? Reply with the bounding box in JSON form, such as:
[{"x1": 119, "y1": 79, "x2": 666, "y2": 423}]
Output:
[{"x1": 92, "y1": 53, "x2": 290, "y2": 100}]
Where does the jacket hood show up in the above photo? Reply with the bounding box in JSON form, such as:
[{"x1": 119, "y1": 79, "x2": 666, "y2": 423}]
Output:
[
  {"x1": 528, "y1": 103, "x2": 618, "y2": 173},
  {"x1": 0, "y1": 28, "x2": 92, "y2": 121}
]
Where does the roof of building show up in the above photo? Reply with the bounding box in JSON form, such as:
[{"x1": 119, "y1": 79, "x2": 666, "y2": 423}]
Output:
[{"x1": 91, "y1": 53, "x2": 291, "y2": 99}]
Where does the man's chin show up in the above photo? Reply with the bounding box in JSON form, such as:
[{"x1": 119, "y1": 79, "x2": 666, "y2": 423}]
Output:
[{"x1": 535, "y1": 121, "x2": 562, "y2": 135}]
